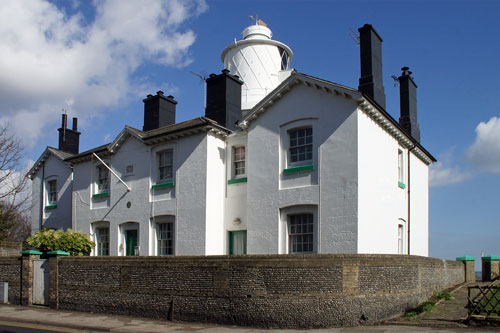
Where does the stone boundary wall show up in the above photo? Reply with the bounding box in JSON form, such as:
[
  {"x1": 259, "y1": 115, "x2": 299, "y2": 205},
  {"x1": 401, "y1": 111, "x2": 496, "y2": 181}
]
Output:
[
  {"x1": 0, "y1": 242, "x2": 21, "y2": 256},
  {"x1": 51, "y1": 254, "x2": 464, "y2": 328},
  {"x1": 0, "y1": 256, "x2": 21, "y2": 304}
]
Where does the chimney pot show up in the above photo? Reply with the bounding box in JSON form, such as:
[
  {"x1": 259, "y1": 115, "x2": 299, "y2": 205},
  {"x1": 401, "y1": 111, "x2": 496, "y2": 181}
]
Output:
[
  {"x1": 58, "y1": 113, "x2": 80, "y2": 154},
  {"x1": 143, "y1": 91, "x2": 177, "y2": 131},
  {"x1": 61, "y1": 114, "x2": 67, "y2": 128},
  {"x1": 358, "y1": 24, "x2": 386, "y2": 110},
  {"x1": 398, "y1": 68, "x2": 420, "y2": 142},
  {"x1": 147, "y1": 94, "x2": 153, "y2": 98},
  {"x1": 205, "y1": 68, "x2": 243, "y2": 131}
]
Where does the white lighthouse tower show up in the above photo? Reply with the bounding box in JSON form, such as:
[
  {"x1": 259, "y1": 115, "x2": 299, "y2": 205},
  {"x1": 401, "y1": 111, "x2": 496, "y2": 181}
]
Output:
[{"x1": 221, "y1": 20, "x2": 293, "y2": 110}]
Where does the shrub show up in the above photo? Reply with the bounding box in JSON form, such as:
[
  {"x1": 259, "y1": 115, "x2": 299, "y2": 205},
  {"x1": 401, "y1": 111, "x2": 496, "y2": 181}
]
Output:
[
  {"x1": 27, "y1": 228, "x2": 95, "y2": 256},
  {"x1": 434, "y1": 291, "x2": 453, "y2": 301},
  {"x1": 404, "y1": 301, "x2": 436, "y2": 317}
]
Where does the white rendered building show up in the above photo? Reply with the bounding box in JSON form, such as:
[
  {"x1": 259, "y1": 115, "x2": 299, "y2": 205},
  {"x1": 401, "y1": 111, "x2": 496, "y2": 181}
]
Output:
[{"x1": 28, "y1": 23, "x2": 434, "y2": 257}]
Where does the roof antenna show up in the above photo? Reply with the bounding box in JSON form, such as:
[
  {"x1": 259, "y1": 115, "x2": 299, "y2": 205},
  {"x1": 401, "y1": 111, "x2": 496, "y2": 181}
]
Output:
[
  {"x1": 391, "y1": 75, "x2": 400, "y2": 87},
  {"x1": 349, "y1": 27, "x2": 360, "y2": 46},
  {"x1": 61, "y1": 108, "x2": 67, "y2": 141},
  {"x1": 190, "y1": 71, "x2": 207, "y2": 109}
]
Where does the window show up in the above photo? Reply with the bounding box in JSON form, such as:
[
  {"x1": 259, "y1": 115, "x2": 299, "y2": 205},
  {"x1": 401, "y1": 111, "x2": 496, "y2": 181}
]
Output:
[
  {"x1": 398, "y1": 224, "x2": 404, "y2": 254},
  {"x1": 289, "y1": 214, "x2": 314, "y2": 254},
  {"x1": 158, "y1": 150, "x2": 173, "y2": 183},
  {"x1": 398, "y1": 149, "x2": 404, "y2": 186},
  {"x1": 96, "y1": 227, "x2": 109, "y2": 256},
  {"x1": 47, "y1": 180, "x2": 57, "y2": 204},
  {"x1": 96, "y1": 165, "x2": 109, "y2": 193},
  {"x1": 233, "y1": 146, "x2": 245, "y2": 177},
  {"x1": 157, "y1": 222, "x2": 174, "y2": 255},
  {"x1": 278, "y1": 46, "x2": 289, "y2": 70},
  {"x1": 289, "y1": 128, "x2": 312, "y2": 164}
]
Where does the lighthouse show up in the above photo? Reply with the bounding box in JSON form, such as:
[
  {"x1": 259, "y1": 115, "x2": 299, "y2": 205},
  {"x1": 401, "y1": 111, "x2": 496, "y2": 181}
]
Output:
[{"x1": 221, "y1": 20, "x2": 293, "y2": 110}]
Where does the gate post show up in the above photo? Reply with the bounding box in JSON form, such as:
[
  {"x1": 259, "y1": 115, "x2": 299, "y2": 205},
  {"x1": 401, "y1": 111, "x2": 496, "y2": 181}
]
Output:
[
  {"x1": 47, "y1": 250, "x2": 69, "y2": 309},
  {"x1": 20, "y1": 250, "x2": 42, "y2": 306},
  {"x1": 481, "y1": 255, "x2": 500, "y2": 282},
  {"x1": 456, "y1": 256, "x2": 475, "y2": 283}
]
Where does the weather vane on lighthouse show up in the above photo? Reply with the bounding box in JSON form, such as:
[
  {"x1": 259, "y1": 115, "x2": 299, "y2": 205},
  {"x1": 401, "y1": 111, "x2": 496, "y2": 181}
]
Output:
[{"x1": 249, "y1": 15, "x2": 267, "y2": 27}]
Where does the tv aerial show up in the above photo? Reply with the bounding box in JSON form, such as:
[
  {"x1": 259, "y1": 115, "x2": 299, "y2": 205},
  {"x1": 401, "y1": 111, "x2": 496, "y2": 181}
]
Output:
[
  {"x1": 349, "y1": 27, "x2": 360, "y2": 46},
  {"x1": 190, "y1": 71, "x2": 207, "y2": 109}
]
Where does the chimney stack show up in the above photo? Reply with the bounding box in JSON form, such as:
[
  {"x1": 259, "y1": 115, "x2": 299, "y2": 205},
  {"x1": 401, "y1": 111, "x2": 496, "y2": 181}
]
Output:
[
  {"x1": 205, "y1": 69, "x2": 243, "y2": 131},
  {"x1": 358, "y1": 24, "x2": 386, "y2": 110},
  {"x1": 143, "y1": 91, "x2": 177, "y2": 131},
  {"x1": 58, "y1": 114, "x2": 80, "y2": 154},
  {"x1": 398, "y1": 67, "x2": 420, "y2": 142}
]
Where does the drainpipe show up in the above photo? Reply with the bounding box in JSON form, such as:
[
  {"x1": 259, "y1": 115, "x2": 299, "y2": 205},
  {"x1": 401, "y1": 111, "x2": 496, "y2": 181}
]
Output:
[
  {"x1": 39, "y1": 161, "x2": 45, "y2": 231},
  {"x1": 407, "y1": 143, "x2": 416, "y2": 255}
]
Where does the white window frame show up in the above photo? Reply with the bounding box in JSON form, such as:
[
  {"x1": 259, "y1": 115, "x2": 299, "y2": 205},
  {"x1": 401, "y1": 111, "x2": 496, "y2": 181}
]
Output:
[
  {"x1": 96, "y1": 227, "x2": 110, "y2": 256},
  {"x1": 288, "y1": 127, "x2": 313, "y2": 166},
  {"x1": 157, "y1": 149, "x2": 173, "y2": 183},
  {"x1": 279, "y1": 205, "x2": 318, "y2": 254},
  {"x1": 95, "y1": 164, "x2": 110, "y2": 194},
  {"x1": 398, "y1": 149, "x2": 404, "y2": 184},
  {"x1": 157, "y1": 222, "x2": 174, "y2": 256},
  {"x1": 153, "y1": 215, "x2": 175, "y2": 256},
  {"x1": 47, "y1": 179, "x2": 57, "y2": 204},
  {"x1": 92, "y1": 221, "x2": 110, "y2": 256},
  {"x1": 288, "y1": 213, "x2": 314, "y2": 254},
  {"x1": 398, "y1": 219, "x2": 406, "y2": 255},
  {"x1": 233, "y1": 146, "x2": 246, "y2": 178}
]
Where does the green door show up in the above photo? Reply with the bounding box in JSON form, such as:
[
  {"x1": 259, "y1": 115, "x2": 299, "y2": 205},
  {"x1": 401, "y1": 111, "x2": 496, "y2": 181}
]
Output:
[
  {"x1": 125, "y1": 230, "x2": 138, "y2": 256},
  {"x1": 229, "y1": 230, "x2": 247, "y2": 255}
]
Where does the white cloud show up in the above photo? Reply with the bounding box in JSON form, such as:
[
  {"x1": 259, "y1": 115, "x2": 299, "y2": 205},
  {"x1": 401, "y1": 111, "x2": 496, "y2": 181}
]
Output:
[
  {"x1": 466, "y1": 116, "x2": 500, "y2": 173},
  {"x1": 0, "y1": 0, "x2": 207, "y2": 147},
  {"x1": 429, "y1": 149, "x2": 471, "y2": 187}
]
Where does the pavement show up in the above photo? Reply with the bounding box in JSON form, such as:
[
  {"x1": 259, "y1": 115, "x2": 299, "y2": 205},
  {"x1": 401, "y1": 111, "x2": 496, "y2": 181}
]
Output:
[
  {"x1": 0, "y1": 283, "x2": 499, "y2": 332},
  {"x1": 390, "y1": 281, "x2": 500, "y2": 330}
]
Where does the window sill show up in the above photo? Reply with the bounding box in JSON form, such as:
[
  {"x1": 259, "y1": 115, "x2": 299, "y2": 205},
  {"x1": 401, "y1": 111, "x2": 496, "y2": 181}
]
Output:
[
  {"x1": 283, "y1": 164, "x2": 315, "y2": 175},
  {"x1": 398, "y1": 182, "x2": 406, "y2": 189},
  {"x1": 92, "y1": 192, "x2": 110, "y2": 199},
  {"x1": 228, "y1": 177, "x2": 247, "y2": 185},
  {"x1": 45, "y1": 204, "x2": 57, "y2": 210},
  {"x1": 152, "y1": 181, "x2": 175, "y2": 190}
]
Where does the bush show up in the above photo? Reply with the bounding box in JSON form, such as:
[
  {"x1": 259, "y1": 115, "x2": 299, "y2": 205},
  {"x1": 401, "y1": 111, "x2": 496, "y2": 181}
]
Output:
[
  {"x1": 433, "y1": 291, "x2": 453, "y2": 301},
  {"x1": 404, "y1": 301, "x2": 436, "y2": 317},
  {"x1": 27, "y1": 228, "x2": 95, "y2": 256}
]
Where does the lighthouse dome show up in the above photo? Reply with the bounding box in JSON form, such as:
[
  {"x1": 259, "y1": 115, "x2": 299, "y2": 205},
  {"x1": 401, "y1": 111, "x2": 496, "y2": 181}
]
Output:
[{"x1": 221, "y1": 23, "x2": 293, "y2": 110}]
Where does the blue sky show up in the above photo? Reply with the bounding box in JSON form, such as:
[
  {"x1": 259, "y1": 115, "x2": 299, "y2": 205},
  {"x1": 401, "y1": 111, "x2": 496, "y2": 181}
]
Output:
[{"x1": 0, "y1": 0, "x2": 498, "y2": 266}]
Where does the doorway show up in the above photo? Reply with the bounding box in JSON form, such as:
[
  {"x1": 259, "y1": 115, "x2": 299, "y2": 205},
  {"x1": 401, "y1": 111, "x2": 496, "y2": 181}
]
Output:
[
  {"x1": 125, "y1": 229, "x2": 138, "y2": 256},
  {"x1": 33, "y1": 259, "x2": 49, "y2": 305},
  {"x1": 229, "y1": 230, "x2": 247, "y2": 255}
]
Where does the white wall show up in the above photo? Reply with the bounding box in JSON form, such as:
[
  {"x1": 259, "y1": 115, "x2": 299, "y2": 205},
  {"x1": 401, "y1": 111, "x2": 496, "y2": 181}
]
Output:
[
  {"x1": 224, "y1": 132, "x2": 248, "y2": 254},
  {"x1": 409, "y1": 153, "x2": 429, "y2": 256},
  {"x1": 73, "y1": 132, "x2": 212, "y2": 256},
  {"x1": 246, "y1": 83, "x2": 359, "y2": 254},
  {"x1": 31, "y1": 154, "x2": 73, "y2": 233},
  {"x1": 73, "y1": 137, "x2": 149, "y2": 256},
  {"x1": 205, "y1": 133, "x2": 226, "y2": 255},
  {"x1": 357, "y1": 109, "x2": 429, "y2": 255}
]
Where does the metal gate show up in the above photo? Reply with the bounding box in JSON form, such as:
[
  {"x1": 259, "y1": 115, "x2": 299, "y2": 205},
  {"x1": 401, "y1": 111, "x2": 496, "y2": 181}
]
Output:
[{"x1": 33, "y1": 259, "x2": 49, "y2": 305}]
